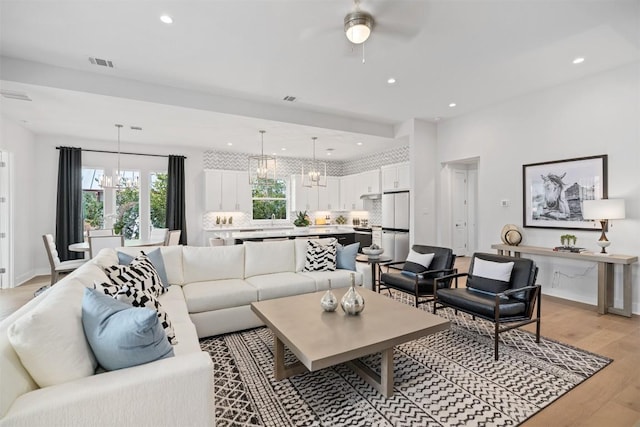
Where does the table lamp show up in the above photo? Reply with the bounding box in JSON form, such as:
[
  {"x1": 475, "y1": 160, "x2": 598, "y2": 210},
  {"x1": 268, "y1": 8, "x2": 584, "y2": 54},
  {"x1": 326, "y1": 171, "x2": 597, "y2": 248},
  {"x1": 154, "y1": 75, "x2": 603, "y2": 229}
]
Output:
[{"x1": 582, "y1": 199, "x2": 625, "y2": 254}]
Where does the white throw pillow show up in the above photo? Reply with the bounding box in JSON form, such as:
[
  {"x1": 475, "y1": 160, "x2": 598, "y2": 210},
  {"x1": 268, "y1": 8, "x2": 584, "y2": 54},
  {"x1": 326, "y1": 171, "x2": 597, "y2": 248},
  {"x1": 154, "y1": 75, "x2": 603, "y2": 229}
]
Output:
[
  {"x1": 472, "y1": 258, "x2": 514, "y2": 282},
  {"x1": 403, "y1": 250, "x2": 435, "y2": 273},
  {"x1": 7, "y1": 280, "x2": 98, "y2": 388}
]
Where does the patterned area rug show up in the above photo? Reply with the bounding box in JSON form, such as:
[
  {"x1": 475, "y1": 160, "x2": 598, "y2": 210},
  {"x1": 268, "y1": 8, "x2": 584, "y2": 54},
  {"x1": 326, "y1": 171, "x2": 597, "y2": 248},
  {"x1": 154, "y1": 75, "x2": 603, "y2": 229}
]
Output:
[{"x1": 201, "y1": 292, "x2": 611, "y2": 426}]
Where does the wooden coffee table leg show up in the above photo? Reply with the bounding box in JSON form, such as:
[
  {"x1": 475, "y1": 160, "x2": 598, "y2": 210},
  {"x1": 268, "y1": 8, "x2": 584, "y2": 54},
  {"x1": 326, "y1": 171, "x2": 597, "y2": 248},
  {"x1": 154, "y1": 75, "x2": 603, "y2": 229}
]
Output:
[
  {"x1": 273, "y1": 334, "x2": 307, "y2": 380},
  {"x1": 347, "y1": 347, "x2": 394, "y2": 397}
]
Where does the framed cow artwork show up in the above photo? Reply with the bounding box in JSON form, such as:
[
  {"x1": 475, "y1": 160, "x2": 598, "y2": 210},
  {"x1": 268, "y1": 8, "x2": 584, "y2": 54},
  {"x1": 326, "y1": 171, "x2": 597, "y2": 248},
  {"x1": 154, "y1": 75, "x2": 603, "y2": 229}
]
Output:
[{"x1": 523, "y1": 155, "x2": 608, "y2": 230}]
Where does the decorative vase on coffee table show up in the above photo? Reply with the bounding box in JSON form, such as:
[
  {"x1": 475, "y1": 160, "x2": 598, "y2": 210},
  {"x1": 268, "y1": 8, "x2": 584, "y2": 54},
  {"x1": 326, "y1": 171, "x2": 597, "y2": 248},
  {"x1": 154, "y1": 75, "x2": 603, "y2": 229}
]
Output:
[
  {"x1": 341, "y1": 273, "x2": 365, "y2": 315},
  {"x1": 320, "y1": 279, "x2": 338, "y2": 312}
]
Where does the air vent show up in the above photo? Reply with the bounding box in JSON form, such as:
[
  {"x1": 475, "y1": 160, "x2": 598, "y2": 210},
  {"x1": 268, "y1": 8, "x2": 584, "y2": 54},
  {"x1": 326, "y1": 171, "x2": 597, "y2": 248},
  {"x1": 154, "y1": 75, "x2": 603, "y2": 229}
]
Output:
[
  {"x1": 88, "y1": 57, "x2": 114, "y2": 68},
  {"x1": 130, "y1": 126, "x2": 143, "y2": 131},
  {"x1": 282, "y1": 95, "x2": 296, "y2": 102},
  {"x1": 0, "y1": 90, "x2": 32, "y2": 101}
]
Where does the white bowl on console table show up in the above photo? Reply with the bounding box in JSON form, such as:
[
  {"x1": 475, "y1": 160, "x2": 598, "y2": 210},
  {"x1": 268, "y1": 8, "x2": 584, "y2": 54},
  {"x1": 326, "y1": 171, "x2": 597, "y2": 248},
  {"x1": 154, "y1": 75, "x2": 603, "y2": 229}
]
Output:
[{"x1": 362, "y1": 247, "x2": 384, "y2": 259}]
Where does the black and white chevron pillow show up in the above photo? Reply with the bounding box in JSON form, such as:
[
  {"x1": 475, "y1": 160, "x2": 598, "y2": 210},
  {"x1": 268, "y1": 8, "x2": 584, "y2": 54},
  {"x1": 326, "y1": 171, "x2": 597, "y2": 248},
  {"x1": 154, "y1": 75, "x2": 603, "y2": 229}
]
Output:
[
  {"x1": 303, "y1": 239, "x2": 337, "y2": 272},
  {"x1": 95, "y1": 282, "x2": 177, "y2": 345},
  {"x1": 103, "y1": 253, "x2": 165, "y2": 298}
]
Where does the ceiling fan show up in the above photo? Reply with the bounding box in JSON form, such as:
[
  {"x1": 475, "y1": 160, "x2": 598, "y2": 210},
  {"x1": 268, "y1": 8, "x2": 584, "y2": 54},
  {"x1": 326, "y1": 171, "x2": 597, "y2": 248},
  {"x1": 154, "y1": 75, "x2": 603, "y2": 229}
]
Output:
[{"x1": 301, "y1": 0, "x2": 423, "y2": 62}]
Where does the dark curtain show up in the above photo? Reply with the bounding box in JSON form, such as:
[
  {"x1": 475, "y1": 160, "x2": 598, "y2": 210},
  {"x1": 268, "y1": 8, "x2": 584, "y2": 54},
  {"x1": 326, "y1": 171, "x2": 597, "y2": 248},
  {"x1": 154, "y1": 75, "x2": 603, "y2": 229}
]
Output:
[
  {"x1": 166, "y1": 155, "x2": 187, "y2": 245},
  {"x1": 55, "y1": 147, "x2": 84, "y2": 261}
]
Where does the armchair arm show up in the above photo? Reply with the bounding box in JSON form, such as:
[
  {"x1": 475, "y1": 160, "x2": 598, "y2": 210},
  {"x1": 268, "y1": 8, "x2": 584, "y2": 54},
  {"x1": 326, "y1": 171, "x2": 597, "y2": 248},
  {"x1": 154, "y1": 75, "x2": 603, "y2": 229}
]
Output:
[
  {"x1": 380, "y1": 261, "x2": 405, "y2": 272},
  {"x1": 415, "y1": 267, "x2": 456, "y2": 280},
  {"x1": 434, "y1": 271, "x2": 468, "y2": 289},
  {"x1": 499, "y1": 285, "x2": 540, "y2": 297}
]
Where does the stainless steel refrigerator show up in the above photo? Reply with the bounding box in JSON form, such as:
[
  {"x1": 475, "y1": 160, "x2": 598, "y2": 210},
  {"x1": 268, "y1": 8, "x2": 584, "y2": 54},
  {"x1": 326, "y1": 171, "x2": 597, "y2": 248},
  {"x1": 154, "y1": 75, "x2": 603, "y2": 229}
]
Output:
[{"x1": 381, "y1": 191, "x2": 410, "y2": 262}]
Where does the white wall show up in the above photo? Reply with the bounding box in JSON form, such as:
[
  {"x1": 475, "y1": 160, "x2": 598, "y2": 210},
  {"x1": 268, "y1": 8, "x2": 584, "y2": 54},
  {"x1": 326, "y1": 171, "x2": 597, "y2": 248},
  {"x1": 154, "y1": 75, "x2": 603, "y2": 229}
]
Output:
[
  {"x1": 0, "y1": 115, "x2": 37, "y2": 285},
  {"x1": 29, "y1": 135, "x2": 205, "y2": 277},
  {"x1": 437, "y1": 62, "x2": 640, "y2": 313}
]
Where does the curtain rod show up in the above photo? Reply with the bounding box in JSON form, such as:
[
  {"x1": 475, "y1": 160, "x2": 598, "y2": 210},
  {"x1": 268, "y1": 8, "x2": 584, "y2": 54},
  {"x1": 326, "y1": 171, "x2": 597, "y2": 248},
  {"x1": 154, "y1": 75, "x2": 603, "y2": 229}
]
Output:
[{"x1": 56, "y1": 146, "x2": 186, "y2": 159}]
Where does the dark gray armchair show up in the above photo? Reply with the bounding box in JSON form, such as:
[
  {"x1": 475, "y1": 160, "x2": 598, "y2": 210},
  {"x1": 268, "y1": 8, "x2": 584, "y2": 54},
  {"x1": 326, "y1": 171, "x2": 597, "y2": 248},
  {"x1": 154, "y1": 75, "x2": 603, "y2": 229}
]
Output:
[
  {"x1": 378, "y1": 245, "x2": 456, "y2": 307},
  {"x1": 433, "y1": 252, "x2": 540, "y2": 360}
]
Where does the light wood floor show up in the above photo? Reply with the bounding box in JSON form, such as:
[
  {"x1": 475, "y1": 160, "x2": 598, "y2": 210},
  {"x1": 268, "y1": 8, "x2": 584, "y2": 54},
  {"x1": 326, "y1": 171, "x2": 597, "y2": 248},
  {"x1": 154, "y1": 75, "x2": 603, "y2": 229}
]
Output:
[{"x1": 1, "y1": 260, "x2": 639, "y2": 426}]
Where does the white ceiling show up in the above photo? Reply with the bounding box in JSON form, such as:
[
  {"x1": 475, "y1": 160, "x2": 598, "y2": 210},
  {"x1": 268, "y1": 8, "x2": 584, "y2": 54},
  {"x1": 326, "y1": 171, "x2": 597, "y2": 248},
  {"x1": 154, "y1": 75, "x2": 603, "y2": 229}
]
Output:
[{"x1": 1, "y1": 0, "x2": 639, "y2": 160}]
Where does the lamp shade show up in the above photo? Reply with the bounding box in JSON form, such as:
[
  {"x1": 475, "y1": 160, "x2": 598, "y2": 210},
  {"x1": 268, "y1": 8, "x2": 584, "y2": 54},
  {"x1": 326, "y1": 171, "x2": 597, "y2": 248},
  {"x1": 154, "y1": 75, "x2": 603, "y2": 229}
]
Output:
[{"x1": 582, "y1": 199, "x2": 625, "y2": 220}]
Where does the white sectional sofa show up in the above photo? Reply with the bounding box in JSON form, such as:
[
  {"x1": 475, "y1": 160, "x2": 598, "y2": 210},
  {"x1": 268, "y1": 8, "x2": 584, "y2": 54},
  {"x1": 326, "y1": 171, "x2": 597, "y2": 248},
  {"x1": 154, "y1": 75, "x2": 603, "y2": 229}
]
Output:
[{"x1": 0, "y1": 239, "x2": 366, "y2": 426}]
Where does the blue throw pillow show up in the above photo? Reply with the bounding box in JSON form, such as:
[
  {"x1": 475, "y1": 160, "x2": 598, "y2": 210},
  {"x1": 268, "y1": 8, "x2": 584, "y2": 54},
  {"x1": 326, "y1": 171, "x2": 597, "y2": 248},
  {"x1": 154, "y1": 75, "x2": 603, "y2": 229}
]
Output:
[
  {"x1": 336, "y1": 242, "x2": 360, "y2": 271},
  {"x1": 81, "y1": 288, "x2": 174, "y2": 371},
  {"x1": 118, "y1": 248, "x2": 169, "y2": 288}
]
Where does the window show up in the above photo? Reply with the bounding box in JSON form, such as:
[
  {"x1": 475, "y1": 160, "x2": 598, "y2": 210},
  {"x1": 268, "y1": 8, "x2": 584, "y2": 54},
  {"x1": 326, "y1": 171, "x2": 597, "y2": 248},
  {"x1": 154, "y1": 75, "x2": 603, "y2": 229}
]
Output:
[
  {"x1": 150, "y1": 172, "x2": 168, "y2": 228},
  {"x1": 82, "y1": 168, "x2": 105, "y2": 231},
  {"x1": 252, "y1": 179, "x2": 287, "y2": 220},
  {"x1": 114, "y1": 171, "x2": 141, "y2": 239}
]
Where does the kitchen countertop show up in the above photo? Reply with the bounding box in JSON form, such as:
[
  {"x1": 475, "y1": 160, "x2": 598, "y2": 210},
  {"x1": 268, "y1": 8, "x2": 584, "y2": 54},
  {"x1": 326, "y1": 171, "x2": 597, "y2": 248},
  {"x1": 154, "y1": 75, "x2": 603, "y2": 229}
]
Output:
[
  {"x1": 231, "y1": 226, "x2": 356, "y2": 240},
  {"x1": 204, "y1": 224, "x2": 353, "y2": 232}
]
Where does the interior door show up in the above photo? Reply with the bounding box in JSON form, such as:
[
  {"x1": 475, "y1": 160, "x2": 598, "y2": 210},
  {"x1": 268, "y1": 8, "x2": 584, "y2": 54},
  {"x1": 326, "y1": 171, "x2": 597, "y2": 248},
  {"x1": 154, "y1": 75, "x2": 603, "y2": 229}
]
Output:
[{"x1": 452, "y1": 169, "x2": 468, "y2": 256}]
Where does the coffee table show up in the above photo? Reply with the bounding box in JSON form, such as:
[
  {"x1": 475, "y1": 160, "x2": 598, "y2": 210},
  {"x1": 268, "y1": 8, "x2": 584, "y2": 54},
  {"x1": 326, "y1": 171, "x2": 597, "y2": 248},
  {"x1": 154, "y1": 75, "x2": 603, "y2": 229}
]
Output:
[{"x1": 251, "y1": 287, "x2": 449, "y2": 397}]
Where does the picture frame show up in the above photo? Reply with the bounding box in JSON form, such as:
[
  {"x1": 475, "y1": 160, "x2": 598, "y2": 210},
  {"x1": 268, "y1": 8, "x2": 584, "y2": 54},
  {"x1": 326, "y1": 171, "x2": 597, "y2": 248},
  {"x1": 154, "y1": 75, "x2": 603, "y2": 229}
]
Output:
[{"x1": 523, "y1": 155, "x2": 607, "y2": 230}]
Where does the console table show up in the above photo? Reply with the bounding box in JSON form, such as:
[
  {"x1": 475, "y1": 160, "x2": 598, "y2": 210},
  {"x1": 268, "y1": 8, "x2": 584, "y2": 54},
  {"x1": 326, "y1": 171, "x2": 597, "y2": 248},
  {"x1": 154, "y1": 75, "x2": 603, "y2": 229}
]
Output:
[{"x1": 491, "y1": 244, "x2": 637, "y2": 317}]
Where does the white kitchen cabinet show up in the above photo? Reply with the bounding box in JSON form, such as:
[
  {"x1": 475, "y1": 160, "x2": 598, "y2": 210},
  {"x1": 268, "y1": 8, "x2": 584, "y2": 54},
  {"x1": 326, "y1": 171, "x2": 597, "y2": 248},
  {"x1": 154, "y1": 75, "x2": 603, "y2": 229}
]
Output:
[
  {"x1": 339, "y1": 174, "x2": 356, "y2": 211},
  {"x1": 291, "y1": 175, "x2": 320, "y2": 212},
  {"x1": 317, "y1": 177, "x2": 340, "y2": 211},
  {"x1": 381, "y1": 163, "x2": 410, "y2": 191},
  {"x1": 357, "y1": 169, "x2": 380, "y2": 195},
  {"x1": 204, "y1": 170, "x2": 251, "y2": 212},
  {"x1": 204, "y1": 170, "x2": 223, "y2": 211}
]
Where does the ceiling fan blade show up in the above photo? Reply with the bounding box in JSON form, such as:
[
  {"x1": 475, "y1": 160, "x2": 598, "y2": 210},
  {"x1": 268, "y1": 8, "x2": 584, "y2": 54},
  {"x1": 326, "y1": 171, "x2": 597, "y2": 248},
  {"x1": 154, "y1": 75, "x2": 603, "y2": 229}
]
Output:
[
  {"x1": 299, "y1": 23, "x2": 343, "y2": 41},
  {"x1": 374, "y1": 21, "x2": 421, "y2": 40}
]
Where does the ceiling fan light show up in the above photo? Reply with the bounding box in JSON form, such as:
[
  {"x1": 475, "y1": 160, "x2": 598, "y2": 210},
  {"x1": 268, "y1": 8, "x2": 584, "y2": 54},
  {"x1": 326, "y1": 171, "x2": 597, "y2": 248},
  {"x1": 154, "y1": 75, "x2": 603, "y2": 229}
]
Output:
[{"x1": 344, "y1": 11, "x2": 373, "y2": 44}]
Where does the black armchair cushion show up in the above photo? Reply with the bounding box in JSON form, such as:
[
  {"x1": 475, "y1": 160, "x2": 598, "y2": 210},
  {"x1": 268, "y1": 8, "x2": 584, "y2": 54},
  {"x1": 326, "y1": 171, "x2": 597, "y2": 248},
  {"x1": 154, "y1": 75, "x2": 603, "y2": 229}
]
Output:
[
  {"x1": 380, "y1": 271, "x2": 436, "y2": 294},
  {"x1": 403, "y1": 250, "x2": 435, "y2": 274},
  {"x1": 436, "y1": 288, "x2": 527, "y2": 319},
  {"x1": 466, "y1": 257, "x2": 514, "y2": 294}
]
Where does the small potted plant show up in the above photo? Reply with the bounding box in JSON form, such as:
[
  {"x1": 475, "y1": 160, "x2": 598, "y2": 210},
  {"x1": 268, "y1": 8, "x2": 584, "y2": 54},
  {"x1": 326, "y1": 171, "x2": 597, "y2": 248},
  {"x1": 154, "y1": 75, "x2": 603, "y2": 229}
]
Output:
[{"x1": 293, "y1": 211, "x2": 311, "y2": 227}]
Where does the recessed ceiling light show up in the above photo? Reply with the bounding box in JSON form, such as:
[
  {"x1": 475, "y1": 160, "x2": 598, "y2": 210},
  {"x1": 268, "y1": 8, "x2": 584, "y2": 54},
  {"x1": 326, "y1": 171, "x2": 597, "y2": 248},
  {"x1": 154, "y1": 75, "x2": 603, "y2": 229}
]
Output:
[
  {"x1": 357, "y1": 142, "x2": 363, "y2": 146},
  {"x1": 449, "y1": 103, "x2": 457, "y2": 108},
  {"x1": 281, "y1": 148, "x2": 286, "y2": 151},
  {"x1": 160, "y1": 15, "x2": 173, "y2": 24},
  {"x1": 434, "y1": 117, "x2": 441, "y2": 121},
  {"x1": 327, "y1": 152, "x2": 332, "y2": 156},
  {"x1": 572, "y1": 57, "x2": 585, "y2": 64},
  {"x1": 387, "y1": 78, "x2": 396, "y2": 84},
  {"x1": 226, "y1": 142, "x2": 232, "y2": 146},
  {"x1": 272, "y1": 152, "x2": 277, "y2": 156}
]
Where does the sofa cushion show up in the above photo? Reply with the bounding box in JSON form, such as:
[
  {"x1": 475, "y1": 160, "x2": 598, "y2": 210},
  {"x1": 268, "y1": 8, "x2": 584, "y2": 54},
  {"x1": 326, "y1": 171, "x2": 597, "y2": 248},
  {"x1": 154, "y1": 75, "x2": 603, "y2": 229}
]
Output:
[
  {"x1": 182, "y1": 245, "x2": 245, "y2": 283},
  {"x1": 96, "y1": 283, "x2": 177, "y2": 345},
  {"x1": 82, "y1": 288, "x2": 174, "y2": 371},
  {"x1": 336, "y1": 242, "x2": 359, "y2": 271},
  {"x1": 7, "y1": 280, "x2": 98, "y2": 388},
  {"x1": 303, "y1": 239, "x2": 337, "y2": 272},
  {"x1": 118, "y1": 248, "x2": 169, "y2": 288},
  {"x1": 299, "y1": 270, "x2": 363, "y2": 291},
  {"x1": 294, "y1": 238, "x2": 334, "y2": 272},
  {"x1": 244, "y1": 240, "x2": 295, "y2": 278},
  {"x1": 157, "y1": 286, "x2": 201, "y2": 355},
  {"x1": 245, "y1": 272, "x2": 316, "y2": 301},
  {"x1": 183, "y1": 279, "x2": 258, "y2": 312}
]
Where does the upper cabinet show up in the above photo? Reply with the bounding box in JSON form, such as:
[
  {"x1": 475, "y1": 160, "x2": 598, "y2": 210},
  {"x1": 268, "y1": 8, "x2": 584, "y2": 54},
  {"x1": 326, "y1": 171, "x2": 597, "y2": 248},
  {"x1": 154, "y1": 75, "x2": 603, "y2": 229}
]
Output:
[
  {"x1": 381, "y1": 162, "x2": 410, "y2": 192},
  {"x1": 357, "y1": 169, "x2": 381, "y2": 195},
  {"x1": 204, "y1": 170, "x2": 251, "y2": 212},
  {"x1": 292, "y1": 175, "x2": 340, "y2": 212}
]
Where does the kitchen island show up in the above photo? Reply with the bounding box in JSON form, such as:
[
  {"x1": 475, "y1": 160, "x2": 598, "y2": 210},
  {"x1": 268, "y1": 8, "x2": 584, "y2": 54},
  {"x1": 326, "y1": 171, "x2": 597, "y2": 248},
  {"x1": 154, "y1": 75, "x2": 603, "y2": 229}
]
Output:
[{"x1": 232, "y1": 226, "x2": 356, "y2": 246}]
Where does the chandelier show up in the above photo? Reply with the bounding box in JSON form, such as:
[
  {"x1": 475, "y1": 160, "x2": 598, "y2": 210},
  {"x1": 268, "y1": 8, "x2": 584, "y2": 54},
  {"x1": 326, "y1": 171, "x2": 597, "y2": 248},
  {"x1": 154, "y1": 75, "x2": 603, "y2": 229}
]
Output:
[
  {"x1": 302, "y1": 137, "x2": 327, "y2": 187},
  {"x1": 99, "y1": 124, "x2": 139, "y2": 190},
  {"x1": 248, "y1": 130, "x2": 277, "y2": 185}
]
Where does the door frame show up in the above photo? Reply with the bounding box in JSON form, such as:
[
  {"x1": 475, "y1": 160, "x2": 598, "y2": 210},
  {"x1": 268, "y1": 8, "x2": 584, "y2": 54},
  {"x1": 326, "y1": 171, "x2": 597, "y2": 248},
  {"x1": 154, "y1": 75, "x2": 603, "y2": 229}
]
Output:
[{"x1": 0, "y1": 151, "x2": 14, "y2": 288}]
